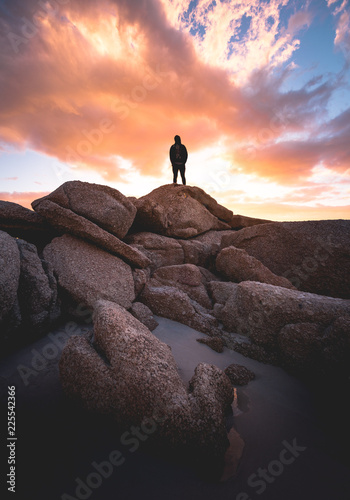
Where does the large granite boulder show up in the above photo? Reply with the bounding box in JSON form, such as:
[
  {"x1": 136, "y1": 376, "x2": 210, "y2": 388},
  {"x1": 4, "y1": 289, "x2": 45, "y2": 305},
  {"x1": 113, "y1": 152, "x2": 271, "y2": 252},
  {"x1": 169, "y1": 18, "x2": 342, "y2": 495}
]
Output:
[
  {"x1": 43, "y1": 235, "x2": 135, "y2": 309},
  {"x1": 152, "y1": 264, "x2": 213, "y2": 309},
  {"x1": 196, "y1": 336, "x2": 225, "y2": 353},
  {"x1": 216, "y1": 246, "x2": 295, "y2": 289},
  {"x1": 16, "y1": 239, "x2": 60, "y2": 331},
  {"x1": 217, "y1": 281, "x2": 350, "y2": 345},
  {"x1": 216, "y1": 281, "x2": 350, "y2": 375},
  {"x1": 224, "y1": 364, "x2": 255, "y2": 386},
  {"x1": 0, "y1": 200, "x2": 55, "y2": 248},
  {"x1": 131, "y1": 184, "x2": 232, "y2": 238},
  {"x1": 125, "y1": 232, "x2": 185, "y2": 270},
  {"x1": 221, "y1": 220, "x2": 350, "y2": 298},
  {"x1": 1, "y1": 234, "x2": 60, "y2": 348},
  {"x1": 208, "y1": 281, "x2": 238, "y2": 306},
  {"x1": 32, "y1": 180, "x2": 136, "y2": 239},
  {"x1": 140, "y1": 283, "x2": 220, "y2": 336},
  {"x1": 129, "y1": 302, "x2": 159, "y2": 331},
  {"x1": 33, "y1": 199, "x2": 150, "y2": 268},
  {"x1": 59, "y1": 300, "x2": 233, "y2": 479},
  {"x1": 0, "y1": 231, "x2": 20, "y2": 321}
]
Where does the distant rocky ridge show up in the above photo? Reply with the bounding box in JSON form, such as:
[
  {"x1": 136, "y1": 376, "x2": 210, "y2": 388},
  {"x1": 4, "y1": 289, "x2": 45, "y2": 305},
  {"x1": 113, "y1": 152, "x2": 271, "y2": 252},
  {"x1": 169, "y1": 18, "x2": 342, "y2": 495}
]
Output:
[{"x1": 1, "y1": 180, "x2": 350, "y2": 478}]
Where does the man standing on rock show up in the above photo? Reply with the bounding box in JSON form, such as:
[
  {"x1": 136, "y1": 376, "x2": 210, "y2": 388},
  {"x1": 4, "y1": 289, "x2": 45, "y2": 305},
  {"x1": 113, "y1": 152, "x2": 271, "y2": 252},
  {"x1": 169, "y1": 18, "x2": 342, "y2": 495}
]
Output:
[{"x1": 170, "y1": 135, "x2": 188, "y2": 185}]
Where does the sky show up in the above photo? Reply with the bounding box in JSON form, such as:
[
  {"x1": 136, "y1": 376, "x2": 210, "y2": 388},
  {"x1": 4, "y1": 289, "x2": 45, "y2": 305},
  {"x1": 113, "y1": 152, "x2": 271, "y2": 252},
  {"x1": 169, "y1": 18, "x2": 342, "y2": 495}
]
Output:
[{"x1": 0, "y1": 0, "x2": 349, "y2": 221}]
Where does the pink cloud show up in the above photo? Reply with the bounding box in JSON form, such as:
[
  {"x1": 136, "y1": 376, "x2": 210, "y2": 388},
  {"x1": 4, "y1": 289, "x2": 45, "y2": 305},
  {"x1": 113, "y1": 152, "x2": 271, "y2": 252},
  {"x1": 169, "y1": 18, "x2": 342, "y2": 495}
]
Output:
[
  {"x1": 0, "y1": 191, "x2": 50, "y2": 209},
  {"x1": 0, "y1": 0, "x2": 348, "y2": 205}
]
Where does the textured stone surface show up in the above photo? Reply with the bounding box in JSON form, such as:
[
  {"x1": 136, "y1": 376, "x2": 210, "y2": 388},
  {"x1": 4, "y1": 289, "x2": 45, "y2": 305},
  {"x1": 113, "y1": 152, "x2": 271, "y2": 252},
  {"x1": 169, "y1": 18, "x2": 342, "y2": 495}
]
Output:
[
  {"x1": 125, "y1": 232, "x2": 184, "y2": 270},
  {"x1": 208, "y1": 281, "x2": 238, "y2": 305},
  {"x1": 43, "y1": 235, "x2": 135, "y2": 309},
  {"x1": 0, "y1": 231, "x2": 20, "y2": 321},
  {"x1": 132, "y1": 184, "x2": 232, "y2": 238},
  {"x1": 16, "y1": 239, "x2": 60, "y2": 330},
  {"x1": 59, "y1": 300, "x2": 233, "y2": 479},
  {"x1": 277, "y1": 323, "x2": 323, "y2": 369},
  {"x1": 221, "y1": 220, "x2": 350, "y2": 298},
  {"x1": 152, "y1": 264, "x2": 213, "y2": 309},
  {"x1": 224, "y1": 364, "x2": 255, "y2": 386},
  {"x1": 132, "y1": 268, "x2": 151, "y2": 297},
  {"x1": 216, "y1": 246, "x2": 295, "y2": 289},
  {"x1": 0, "y1": 200, "x2": 44, "y2": 228},
  {"x1": 140, "y1": 283, "x2": 220, "y2": 336},
  {"x1": 32, "y1": 180, "x2": 136, "y2": 239},
  {"x1": 196, "y1": 336, "x2": 225, "y2": 353},
  {"x1": 218, "y1": 281, "x2": 350, "y2": 347},
  {"x1": 129, "y1": 302, "x2": 159, "y2": 331},
  {"x1": 34, "y1": 199, "x2": 150, "y2": 268}
]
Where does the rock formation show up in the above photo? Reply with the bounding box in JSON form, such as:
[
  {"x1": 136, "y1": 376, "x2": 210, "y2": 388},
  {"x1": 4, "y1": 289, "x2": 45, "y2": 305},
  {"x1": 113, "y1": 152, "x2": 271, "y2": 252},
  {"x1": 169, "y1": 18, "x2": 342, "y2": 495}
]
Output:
[
  {"x1": 129, "y1": 302, "x2": 159, "y2": 331},
  {"x1": 214, "y1": 281, "x2": 350, "y2": 374},
  {"x1": 224, "y1": 364, "x2": 255, "y2": 386},
  {"x1": 0, "y1": 230, "x2": 60, "y2": 348},
  {"x1": 221, "y1": 220, "x2": 350, "y2": 298},
  {"x1": 32, "y1": 180, "x2": 136, "y2": 239},
  {"x1": 1, "y1": 181, "x2": 350, "y2": 478},
  {"x1": 59, "y1": 300, "x2": 233, "y2": 479},
  {"x1": 33, "y1": 199, "x2": 150, "y2": 268},
  {"x1": 196, "y1": 336, "x2": 225, "y2": 353},
  {"x1": 43, "y1": 234, "x2": 135, "y2": 310},
  {"x1": 131, "y1": 184, "x2": 233, "y2": 238},
  {"x1": 216, "y1": 245, "x2": 295, "y2": 289},
  {"x1": 0, "y1": 200, "x2": 56, "y2": 249},
  {"x1": 16, "y1": 238, "x2": 60, "y2": 330},
  {"x1": 0, "y1": 230, "x2": 21, "y2": 322}
]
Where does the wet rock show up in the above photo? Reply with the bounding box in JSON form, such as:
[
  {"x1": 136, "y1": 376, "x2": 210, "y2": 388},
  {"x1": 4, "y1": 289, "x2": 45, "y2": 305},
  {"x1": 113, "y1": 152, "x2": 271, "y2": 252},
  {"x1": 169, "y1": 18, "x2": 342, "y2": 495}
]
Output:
[
  {"x1": 129, "y1": 302, "x2": 159, "y2": 331},
  {"x1": 132, "y1": 184, "x2": 232, "y2": 238},
  {"x1": 221, "y1": 220, "x2": 350, "y2": 298},
  {"x1": 216, "y1": 246, "x2": 295, "y2": 289},
  {"x1": 277, "y1": 323, "x2": 323, "y2": 370},
  {"x1": 224, "y1": 364, "x2": 255, "y2": 385},
  {"x1": 196, "y1": 336, "x2": 225, "y2": 353},
  {"x1": 43, "y1": 234, "x2": 135, "y2": 310},
  {"x1": 140, "y1": 283, "x2": 220, "y2": 336},
  {"x1": 217, "y1": 281, "x2": 350, "y2": 348},
  {"x1": 187, "y1": 362, "x2": 233, "y2": 477},
  {"x1": 216, "y1": 281, "x2": 350, "y2": 374},
  {"x1": 32, "y1": 180, "x2": 136, "y2": 239},
  {"x1": 277, "y1": 316, "x2": 350, "y2": 376},
  {"x1": 59, "y1": 300, "x2": 233, "y2": 479}
]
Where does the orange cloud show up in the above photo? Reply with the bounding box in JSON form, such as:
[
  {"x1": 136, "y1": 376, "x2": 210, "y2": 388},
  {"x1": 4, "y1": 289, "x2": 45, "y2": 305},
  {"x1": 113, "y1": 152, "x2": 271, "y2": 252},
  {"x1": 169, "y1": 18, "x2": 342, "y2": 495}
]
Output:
[
  {"x1": 0, "y1": 0, "x2": 349, "y2": 218},
  {"x1": 0, "y1": 192, "x2": 50, "y2": 210}
]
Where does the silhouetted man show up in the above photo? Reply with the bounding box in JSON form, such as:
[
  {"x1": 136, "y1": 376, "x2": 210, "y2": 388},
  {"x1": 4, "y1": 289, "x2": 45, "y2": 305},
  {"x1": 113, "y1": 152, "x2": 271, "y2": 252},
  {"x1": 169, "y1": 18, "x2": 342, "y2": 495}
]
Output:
[{"x1": 169, "y1": 135, "x2": 188, "y2": 185}]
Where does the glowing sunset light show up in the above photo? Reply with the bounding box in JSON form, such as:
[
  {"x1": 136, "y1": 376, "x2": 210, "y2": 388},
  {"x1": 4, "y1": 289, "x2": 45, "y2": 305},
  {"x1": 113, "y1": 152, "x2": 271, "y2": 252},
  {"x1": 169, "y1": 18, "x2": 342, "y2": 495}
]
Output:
[{"x1": 0, "y1": 0, "x2": 349, "y2": 220}]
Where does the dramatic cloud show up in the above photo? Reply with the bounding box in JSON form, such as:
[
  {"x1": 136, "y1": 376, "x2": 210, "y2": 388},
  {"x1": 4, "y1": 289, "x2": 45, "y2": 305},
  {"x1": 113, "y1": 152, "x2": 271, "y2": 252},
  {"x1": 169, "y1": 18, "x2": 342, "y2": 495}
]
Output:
[{"x1": 0, "y1": 0, "x2": 349, "y2": 220}]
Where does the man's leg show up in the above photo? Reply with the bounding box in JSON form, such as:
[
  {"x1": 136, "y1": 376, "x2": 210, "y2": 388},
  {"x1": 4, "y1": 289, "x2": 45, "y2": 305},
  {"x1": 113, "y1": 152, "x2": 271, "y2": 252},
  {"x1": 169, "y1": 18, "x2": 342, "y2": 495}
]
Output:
[
  {"x1": 172, "y1": 165, "x2": 178, "y2": 183},
  {"x1": 179, "y1": 164, "x2": 186, "y2": 185}
]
